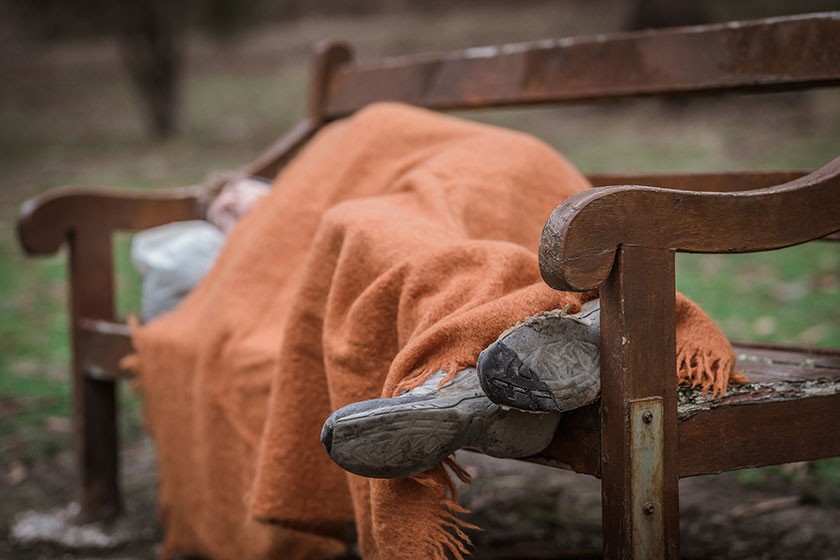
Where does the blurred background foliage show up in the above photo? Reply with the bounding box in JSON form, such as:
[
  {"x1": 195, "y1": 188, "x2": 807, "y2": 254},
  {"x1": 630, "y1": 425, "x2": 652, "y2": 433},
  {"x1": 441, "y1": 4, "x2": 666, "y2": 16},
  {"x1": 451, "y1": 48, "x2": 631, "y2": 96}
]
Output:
[
  {"x1": 1, "y1": 0, "x2": 839, "y2": 518},
  {"x1": 4, "y1": 0, "x2": 840, "y2": 137}
]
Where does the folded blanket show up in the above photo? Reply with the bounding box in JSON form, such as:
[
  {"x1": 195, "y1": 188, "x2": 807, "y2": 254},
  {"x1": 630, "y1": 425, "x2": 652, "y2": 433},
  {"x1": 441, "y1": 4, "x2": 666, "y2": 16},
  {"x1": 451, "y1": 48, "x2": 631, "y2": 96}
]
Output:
[{"x1": 131, "y1": 103, "x2": 737, "y2": 559}]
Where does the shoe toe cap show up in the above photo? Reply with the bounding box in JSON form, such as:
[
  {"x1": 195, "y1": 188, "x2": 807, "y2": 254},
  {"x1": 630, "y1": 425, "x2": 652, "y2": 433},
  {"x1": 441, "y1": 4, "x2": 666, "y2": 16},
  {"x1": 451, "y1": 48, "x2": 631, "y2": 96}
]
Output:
[{"x1": 320, "y1": 415, "x2": 335, "y2": 454}]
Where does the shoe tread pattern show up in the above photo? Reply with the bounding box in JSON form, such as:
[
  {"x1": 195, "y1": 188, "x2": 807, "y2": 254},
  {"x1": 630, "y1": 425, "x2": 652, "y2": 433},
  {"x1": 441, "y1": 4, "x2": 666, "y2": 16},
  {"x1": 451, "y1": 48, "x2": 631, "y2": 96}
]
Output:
[{"x1": 477, "y1": 341, "x2": 561, "y2": 413}]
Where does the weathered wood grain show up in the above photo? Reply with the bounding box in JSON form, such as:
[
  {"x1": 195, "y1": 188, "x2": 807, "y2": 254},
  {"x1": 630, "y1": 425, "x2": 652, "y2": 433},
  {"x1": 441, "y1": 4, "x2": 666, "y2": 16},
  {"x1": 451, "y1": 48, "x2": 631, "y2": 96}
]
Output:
[
  {"x1": 586, "y1": 171, "x2": 807, "y2": 192},
  {"x1": 325, "y1": 13, "x2": 840, "y2": 116},
  {"x1": 540, "y1": 156, "x2": 840, "y2": 292},
  {"x1": 599, "y1": 247, "x2": 679, "y2": 559}
]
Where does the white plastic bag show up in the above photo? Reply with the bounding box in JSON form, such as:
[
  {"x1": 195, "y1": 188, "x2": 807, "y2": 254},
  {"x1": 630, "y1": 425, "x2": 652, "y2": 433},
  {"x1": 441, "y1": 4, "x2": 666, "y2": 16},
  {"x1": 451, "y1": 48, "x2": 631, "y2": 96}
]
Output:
[{"x1": 131, "y1": 220, "x2": 225, "y2": 321}]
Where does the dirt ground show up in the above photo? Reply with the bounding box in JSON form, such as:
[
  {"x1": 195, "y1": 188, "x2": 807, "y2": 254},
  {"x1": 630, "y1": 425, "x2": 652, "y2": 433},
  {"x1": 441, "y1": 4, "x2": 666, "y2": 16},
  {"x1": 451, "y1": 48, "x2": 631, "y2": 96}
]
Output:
[
  {"x1": 3, "y1": 437, "x2": 840, "y2": 559},
  {"x1": 461, "y1": 454, "x2": 840, "y2": 559}
]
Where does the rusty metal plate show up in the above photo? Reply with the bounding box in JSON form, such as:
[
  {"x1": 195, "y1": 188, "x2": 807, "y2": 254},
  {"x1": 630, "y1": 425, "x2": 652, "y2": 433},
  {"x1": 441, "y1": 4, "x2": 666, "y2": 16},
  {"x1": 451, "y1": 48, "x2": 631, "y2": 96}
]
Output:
[{"x1": 630, "y1": 397, "x2": 665, "y2": 558}]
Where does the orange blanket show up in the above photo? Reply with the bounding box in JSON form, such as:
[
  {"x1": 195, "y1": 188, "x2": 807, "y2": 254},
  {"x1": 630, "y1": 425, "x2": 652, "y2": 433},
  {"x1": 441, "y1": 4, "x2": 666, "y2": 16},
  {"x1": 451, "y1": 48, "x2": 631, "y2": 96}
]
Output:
[{"x1": 131, "y1": 103, "x2": 737, "y2": 559}]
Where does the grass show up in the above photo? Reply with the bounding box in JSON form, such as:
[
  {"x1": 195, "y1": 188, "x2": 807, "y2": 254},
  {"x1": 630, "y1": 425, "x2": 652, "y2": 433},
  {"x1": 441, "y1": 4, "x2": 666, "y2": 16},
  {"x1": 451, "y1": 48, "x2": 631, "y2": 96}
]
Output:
[
  {"x1": 1, "y1": 3, "x2": 839, "y2": 496},
  {"x1": 678, "y1": 246, "x2": 840, "y2": 348}
]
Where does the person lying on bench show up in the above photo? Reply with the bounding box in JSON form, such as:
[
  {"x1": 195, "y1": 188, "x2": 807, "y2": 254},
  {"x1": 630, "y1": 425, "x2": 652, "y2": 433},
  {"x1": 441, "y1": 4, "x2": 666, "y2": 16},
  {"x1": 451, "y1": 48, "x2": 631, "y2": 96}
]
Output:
[
  {"x1": 128, "y1": 102, "x2": 739, "y2": 560},
  {"x1": 134, "y1": 193, "x2": 601, "y2": 478}
]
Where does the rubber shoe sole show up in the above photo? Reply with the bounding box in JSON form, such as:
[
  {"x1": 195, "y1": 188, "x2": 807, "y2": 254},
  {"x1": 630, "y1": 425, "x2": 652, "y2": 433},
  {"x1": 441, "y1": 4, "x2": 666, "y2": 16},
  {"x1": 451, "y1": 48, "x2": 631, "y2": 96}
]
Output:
[
  {"x1": 477, "y1": 301, "x2": 601, "y2": 413},
  {"x1": 321, "y1": 368, "x2": 560, "y2": 479}
]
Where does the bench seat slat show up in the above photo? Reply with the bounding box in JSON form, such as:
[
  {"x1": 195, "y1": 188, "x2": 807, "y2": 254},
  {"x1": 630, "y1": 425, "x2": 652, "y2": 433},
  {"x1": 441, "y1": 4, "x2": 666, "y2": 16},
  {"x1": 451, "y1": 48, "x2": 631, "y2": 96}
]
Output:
[
  {"x1": 733, "y1": 342, "x2": 840, "y2": 380},
  {"x1": 536, "y1": 341, "x2": 840, "y2": 477},
  {"x1": 84, "y1": 322, "x2": 840, "y2": 408},
  {"x1": 678, "y1": 394, "x2": 840, "y2": 476}
]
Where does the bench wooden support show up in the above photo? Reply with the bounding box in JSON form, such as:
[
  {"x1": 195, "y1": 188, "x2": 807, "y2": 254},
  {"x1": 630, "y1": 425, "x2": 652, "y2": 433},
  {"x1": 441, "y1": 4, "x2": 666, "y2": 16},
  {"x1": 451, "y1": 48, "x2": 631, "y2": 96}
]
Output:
[
  {"x1": 245, "y1": 41, "x2": 352, "y2": 180},
  {"x1": 323, "y1": 13, "x2": 840, "y2": 114},
  {"x1": 77, "y1": 320, "x2": 134, "y2": 381},
  {"x1": 600, "y1": 247, "x2": 679, "y2": 558},
  {"x1": 16, "y1": 12, "x2": 840, "y2": 557},
  {"x1": 18, "y1": 189, "x2": 203, "y2": 520},
  {"x1": 68, "y1": 229, "x2": 122, "y2": 519}
]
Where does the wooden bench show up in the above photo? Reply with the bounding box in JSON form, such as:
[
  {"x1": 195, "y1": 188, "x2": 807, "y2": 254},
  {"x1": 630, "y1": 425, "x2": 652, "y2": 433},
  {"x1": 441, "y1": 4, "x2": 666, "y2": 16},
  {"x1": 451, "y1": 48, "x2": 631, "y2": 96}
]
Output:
[{"x1": 17, "y1": 12, "x2": 840, "y2": 558}]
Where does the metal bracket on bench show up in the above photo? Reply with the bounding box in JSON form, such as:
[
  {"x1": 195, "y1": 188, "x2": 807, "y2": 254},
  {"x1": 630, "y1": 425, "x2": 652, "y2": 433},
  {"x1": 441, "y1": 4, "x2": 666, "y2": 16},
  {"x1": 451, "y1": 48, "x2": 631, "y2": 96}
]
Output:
[{"x1": 630, "y1": 396, "x2": 665, "y2": 558}]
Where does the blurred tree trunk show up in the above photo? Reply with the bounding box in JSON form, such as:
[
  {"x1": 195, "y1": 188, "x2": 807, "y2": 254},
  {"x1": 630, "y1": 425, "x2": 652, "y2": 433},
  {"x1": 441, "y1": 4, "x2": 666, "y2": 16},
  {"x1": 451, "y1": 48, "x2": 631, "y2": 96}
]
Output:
[
  {"x1": 627, "y1": 0, "x2": 709, "y2": 30},
  {"x1": 115, "y1": 0, "x2": 187, "y2": 138}
]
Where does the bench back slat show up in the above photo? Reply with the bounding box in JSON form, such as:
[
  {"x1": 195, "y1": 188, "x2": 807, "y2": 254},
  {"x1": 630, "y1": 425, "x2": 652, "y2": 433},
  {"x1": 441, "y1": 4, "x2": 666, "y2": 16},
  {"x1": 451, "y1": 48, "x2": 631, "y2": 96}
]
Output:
[
  {"x1": 324, "y1": 13, "x2": 840, "y2": 117},
  {"x1": 586, "y1": 170, "x2": 807, "y2": 192}
]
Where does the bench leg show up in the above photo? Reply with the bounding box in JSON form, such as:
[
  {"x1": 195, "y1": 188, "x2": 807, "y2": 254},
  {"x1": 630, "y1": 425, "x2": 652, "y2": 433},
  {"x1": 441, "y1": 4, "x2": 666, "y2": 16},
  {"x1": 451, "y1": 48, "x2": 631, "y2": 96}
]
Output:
[
  {"x1": 599, "y1": 246, "x2": 680, "y2": 559},
  {"x1": 70, "y1": 231, "x2": 123, "y2": 520},
  {"x1": 73, "y1": 374, "x2": 122, "y2": 519}
]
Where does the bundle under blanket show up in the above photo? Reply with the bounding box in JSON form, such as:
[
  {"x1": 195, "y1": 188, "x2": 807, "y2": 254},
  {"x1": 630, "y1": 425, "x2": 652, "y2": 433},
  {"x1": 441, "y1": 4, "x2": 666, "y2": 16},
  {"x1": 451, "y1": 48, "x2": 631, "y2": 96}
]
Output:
[{"x1": 130, "y1": 102, "x2": 739, "y2": 560}]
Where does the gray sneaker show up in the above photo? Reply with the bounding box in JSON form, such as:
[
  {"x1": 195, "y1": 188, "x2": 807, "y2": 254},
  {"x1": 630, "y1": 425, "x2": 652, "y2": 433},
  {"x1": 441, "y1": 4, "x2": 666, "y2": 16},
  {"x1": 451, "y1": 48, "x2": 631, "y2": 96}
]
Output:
[
  {"x1": 476, "y1": 299, "x2": 601, "y2": 413},
  {"x1": 321, "y1": 368, "x2": 561, "y2": 479}
]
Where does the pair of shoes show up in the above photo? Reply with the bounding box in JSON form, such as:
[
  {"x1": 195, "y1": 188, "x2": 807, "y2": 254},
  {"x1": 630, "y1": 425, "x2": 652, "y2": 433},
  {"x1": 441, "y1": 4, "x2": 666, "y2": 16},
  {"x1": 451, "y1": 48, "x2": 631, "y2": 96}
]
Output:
[
  {"x1": 321, "y1": 300, "x2": 601, "y2": 479},
  {"x1": 320, "y1": 368, "x2": 561, "y2": 478}
]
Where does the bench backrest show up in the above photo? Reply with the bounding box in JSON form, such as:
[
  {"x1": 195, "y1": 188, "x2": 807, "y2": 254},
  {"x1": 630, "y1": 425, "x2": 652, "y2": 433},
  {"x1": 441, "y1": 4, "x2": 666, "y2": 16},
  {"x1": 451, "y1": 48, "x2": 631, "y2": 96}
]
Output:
[
  {"x1": 21, "y1": 12, "x2": 840, "y2": 261},
  {"x1": 320, "y1": 13, "x2": 840, "y2": 117},
  {"x1": 249, "y1": 12, "x2": 840, "y2": 193}
]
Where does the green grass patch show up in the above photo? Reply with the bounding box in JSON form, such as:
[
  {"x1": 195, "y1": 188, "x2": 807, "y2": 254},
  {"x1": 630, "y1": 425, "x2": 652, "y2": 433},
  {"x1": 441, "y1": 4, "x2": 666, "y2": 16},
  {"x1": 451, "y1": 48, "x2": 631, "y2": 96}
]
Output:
[{"x1": 677, "y1": 244, "x2": 840, "y2": 348}]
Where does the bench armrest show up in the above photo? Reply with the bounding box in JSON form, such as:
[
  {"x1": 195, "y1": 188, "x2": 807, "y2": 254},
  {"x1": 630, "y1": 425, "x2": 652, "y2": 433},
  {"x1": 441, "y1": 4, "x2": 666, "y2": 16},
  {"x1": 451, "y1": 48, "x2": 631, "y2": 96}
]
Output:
[
  {"x1": 18, "y1": 186, "x2": 206, "y2": 256},
  {"x1": 540, "y1": 155, "x2": 840, "y2": 292},
  {"x1": 14, "y1": 186, "x2": 202, "y2": 519}
]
